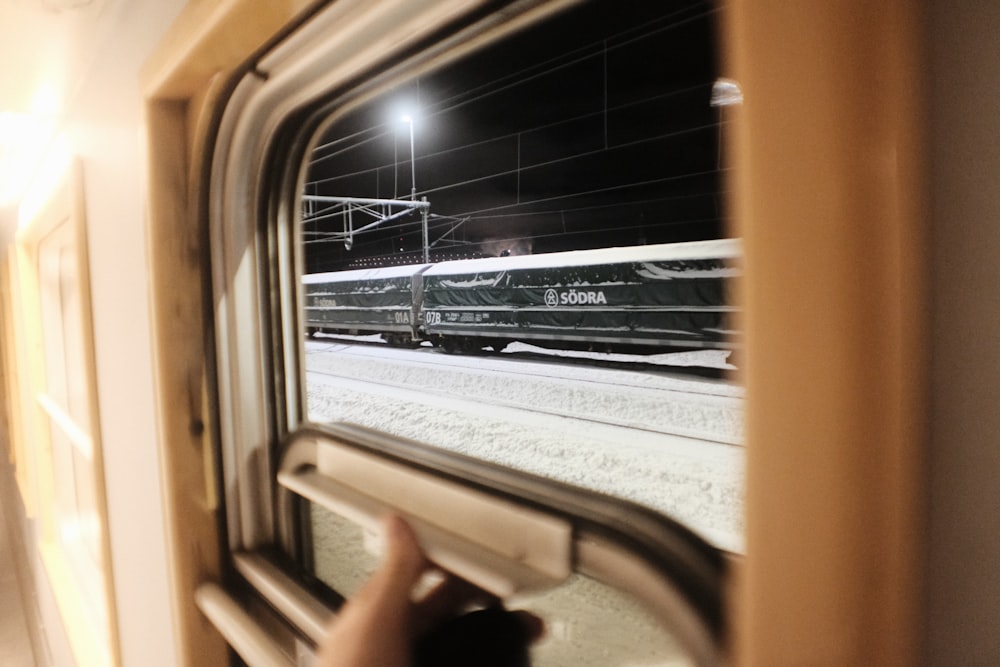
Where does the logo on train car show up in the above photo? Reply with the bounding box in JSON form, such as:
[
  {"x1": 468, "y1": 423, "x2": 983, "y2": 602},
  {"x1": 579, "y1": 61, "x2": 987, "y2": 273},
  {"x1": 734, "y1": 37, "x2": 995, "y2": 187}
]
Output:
[{"x1": 543, "y1": 288, "x2": 607, "y2": 307}]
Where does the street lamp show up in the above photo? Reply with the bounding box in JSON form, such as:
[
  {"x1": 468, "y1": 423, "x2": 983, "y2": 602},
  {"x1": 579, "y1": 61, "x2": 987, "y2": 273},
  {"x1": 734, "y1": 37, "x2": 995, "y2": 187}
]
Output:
[
  {"x1": 400, "y1": 112, "x2": 429, "y2": 261},
  {"x1": 401, "y1": 113, "x2": 416, "y2": 200}
]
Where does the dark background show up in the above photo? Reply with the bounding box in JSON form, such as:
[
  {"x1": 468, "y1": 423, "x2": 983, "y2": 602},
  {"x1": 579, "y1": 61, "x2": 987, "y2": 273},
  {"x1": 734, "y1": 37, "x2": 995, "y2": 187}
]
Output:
[{"x1": 302, "y1": 0, "x2": 722, "y2": 273}]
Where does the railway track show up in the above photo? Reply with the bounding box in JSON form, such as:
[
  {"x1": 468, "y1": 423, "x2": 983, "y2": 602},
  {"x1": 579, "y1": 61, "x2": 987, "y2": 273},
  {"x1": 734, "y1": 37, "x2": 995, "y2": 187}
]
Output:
[
  {"x1": 305, "y1": 340, "x2": 743, "y2": 446},
  {"x1": 306, "y1": 332, "x2": 735, "y2": 380}
]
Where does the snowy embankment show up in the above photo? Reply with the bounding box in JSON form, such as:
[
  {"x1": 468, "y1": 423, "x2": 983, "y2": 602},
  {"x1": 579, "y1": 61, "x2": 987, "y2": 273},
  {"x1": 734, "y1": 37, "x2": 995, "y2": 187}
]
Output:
[{"x1": 305, "y1": 339, "x2": 745, "y2": 553}]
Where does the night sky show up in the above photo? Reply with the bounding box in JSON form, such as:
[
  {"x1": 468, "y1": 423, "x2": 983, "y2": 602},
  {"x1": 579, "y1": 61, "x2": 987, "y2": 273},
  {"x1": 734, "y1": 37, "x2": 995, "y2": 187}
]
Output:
[{"x1": 303, "y1": 0, "x2": 722, "y2": 273}]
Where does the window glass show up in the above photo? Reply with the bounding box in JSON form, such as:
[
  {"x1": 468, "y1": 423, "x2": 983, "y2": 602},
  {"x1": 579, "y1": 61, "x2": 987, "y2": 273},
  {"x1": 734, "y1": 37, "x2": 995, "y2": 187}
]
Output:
[
  {"x1": 39, "y1": 222, "x2": 102, "y2": 571},
  {"x1": 307, "y1": 502, "x2": 697, "y2": 666},
  {"x1": 299, "y1": 0, "x2": 742, "y2": 551},
  {"x1": 19, "y1": 167, "x2": 114, "y2": 660}
]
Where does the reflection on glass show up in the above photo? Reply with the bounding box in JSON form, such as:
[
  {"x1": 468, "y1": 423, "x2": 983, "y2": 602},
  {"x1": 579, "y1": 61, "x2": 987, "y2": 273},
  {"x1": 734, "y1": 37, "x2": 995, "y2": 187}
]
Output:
[
  {"x1": 309, "y1": 504, "x2": 380, "y2": 597},
  {"x1": 307, "y1": 503, "x2": 694, "y2": 666},
  {"x1": 512, "y1": 577, "x2": 693, "y2": 667},
  {"x1": 34, "y1": 189, "x2": 109, "y2": 639},
  {"x1": 39, "y1": 224, "x2": 102, "y2": 568}
]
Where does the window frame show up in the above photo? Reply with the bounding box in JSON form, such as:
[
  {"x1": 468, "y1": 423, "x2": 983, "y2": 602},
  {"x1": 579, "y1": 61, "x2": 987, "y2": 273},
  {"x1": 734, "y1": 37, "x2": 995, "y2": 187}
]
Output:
[
  {"x1": 204, "y1": 0, "x2": 728, "y2": 663},
  {"x1": 10, "y1": 158, "x2": 119, "y2": 667},
  {"x1": 209, "y1": 0, "x2": 579, "y2": 554},
  {"x1": 139, "y1": 0, "x2": 928, "y2": 665}
]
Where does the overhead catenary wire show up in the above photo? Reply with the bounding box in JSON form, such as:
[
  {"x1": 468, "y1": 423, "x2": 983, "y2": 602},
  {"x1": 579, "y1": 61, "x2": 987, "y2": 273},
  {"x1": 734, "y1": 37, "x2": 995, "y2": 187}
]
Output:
[
  {"x1": 301, "y1": 1, "x2": 722, "y2": 265},
  {"x1": 305, "y1": 82, "x2": 715, "y2": 190},
  {"x1": 306, "y1": 3, "x2": 714, "y2": 159},
  {"x1": 302, "y1": 119, "x2": 723, "y2": 228}
]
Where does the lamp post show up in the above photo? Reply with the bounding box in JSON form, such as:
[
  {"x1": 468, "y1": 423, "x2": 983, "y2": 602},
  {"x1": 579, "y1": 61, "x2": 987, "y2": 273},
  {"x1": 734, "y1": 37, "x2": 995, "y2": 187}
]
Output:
[
  {"x1": 401, "y1": 113, "x2": 416, "y2": 200},
  {"x1": 401, "y1": 113, "x2": 428, "y2": 261}
]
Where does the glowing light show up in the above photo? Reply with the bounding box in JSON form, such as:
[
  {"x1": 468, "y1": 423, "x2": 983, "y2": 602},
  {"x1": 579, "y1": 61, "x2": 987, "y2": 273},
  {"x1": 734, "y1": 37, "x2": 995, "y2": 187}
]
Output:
[
  {"x1": 1, "y1": 82, "x2": 63, "y2": 209},
  {"x1": 0, "y1": 111, "x2": 58, "y2": 208},
  {"x1": 17, "y1": 132, "x2": 72, "y2": 229},
  {"x1": 30, "y1": 83, "x2": 61, "y2": 117},
  {"x1": 710, "y1": 78, "x2": 743, "y2": 107}
]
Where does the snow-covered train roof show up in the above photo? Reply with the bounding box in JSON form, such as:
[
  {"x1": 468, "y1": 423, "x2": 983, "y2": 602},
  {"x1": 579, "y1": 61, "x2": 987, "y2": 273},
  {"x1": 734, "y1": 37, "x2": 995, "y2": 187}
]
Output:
[
  {"x1": 303, "y1": 263, "x2": 432, "y2": 283},
  {"x1": 423, "y1": 238, "x2": 741, "y2": 276},
  {"x1": 302, "y1": 239, "x2": 741, "y2": 283}
]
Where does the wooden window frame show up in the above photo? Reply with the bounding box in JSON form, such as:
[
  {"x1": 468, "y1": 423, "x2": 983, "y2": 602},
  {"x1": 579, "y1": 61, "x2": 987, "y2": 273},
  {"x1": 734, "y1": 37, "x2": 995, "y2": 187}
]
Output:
[{"x1": 142, "y1": 1, "x2": 927, "y2": 664}]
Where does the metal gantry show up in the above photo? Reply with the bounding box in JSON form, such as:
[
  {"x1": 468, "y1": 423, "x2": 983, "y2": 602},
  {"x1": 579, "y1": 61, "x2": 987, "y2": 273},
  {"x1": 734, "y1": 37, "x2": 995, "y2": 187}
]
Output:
[{"x1": 302, "y1": 194, "x2": 431, "y2": 262}]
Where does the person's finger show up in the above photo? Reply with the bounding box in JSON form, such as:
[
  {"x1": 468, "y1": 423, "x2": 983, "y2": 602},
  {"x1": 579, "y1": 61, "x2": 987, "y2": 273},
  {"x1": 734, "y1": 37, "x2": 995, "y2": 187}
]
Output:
[
  {"x1": 315, "y1": 515, "x2": 427, "y2": 667},
  {"x1": 370, "y1": 514, "x2": 429, "y2": 600}
]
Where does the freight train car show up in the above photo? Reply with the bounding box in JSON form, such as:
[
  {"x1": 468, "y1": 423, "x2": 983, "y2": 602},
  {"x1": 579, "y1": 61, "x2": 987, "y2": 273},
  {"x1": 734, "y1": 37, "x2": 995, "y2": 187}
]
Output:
[
  {"x1": 421, "y1": 239, "x2": 740, "y2": 354},
  {"x1": 303, "y1": 263, "x2": 431, "y2": 346},
  {"x1": 303, "y1": 239, "x2": 740, "y2": 356}
]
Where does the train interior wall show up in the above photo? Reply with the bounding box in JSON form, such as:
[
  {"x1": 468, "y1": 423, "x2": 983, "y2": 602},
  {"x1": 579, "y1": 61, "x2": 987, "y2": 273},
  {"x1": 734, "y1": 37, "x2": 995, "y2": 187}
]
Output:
[
  {"x1": 925, "y1": 1, "x2": 1000, "y2": 661},
  {"x1": 0, "y1": 1, "x2": 996, "y2": 665},
  {"x1": 0, "y1": 0, "x2": 187, "y2": 665}
]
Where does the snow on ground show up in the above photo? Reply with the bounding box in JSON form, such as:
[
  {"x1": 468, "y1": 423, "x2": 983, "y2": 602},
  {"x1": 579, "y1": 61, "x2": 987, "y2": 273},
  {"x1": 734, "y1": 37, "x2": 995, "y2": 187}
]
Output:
[
  {"x1": 310, "y1": 332, "x2": 738, "y2": 370},
  {"x1": 305, "y1": 340, "x2": 743, "y2": 665},
  {"x1": 305, "y1": 339, "x2": 745, "y2": 553},
  {"x1": 503, "y1": 340, "x2": 738, "y2": 370}
]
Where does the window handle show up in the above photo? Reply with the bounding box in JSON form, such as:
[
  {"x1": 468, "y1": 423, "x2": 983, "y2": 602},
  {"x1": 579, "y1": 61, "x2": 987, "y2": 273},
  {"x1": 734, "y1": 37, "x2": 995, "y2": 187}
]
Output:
[{"x1": 277, "y1": 429, "x2": 574, "y2": 598}]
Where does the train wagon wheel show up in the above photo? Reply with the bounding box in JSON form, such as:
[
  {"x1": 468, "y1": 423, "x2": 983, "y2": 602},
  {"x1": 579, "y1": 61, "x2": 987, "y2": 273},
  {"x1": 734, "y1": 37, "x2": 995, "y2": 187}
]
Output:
[
  {"x1": 439, "y1": 336, "x2": 483, "y2": 355},
  {"x1": 439, "y1": 337, "x2": 468, "y2": 354}
]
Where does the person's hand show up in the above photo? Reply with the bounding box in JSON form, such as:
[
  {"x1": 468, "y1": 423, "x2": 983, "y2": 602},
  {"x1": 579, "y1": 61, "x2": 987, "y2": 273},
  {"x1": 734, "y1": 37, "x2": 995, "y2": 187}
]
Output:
[{"x1": 315, "y1": 514, "x2": 544, "y2": 667}]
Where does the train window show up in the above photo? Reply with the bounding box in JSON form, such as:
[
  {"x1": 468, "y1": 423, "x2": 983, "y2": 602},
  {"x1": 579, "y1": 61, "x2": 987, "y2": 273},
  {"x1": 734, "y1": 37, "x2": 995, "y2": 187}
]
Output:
[
  {"x1": 298, "y1": 0, "x2": 743, "y2": 551},
  {"x1": 206, "y1": 0, "x2": 737, "y2": 665},
  {"x1": 11, "y1": 160, "x2": 117, "y2": 666},
  {"x1": 272, "y1": 424, "x2": 725, "y2": 665}
]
